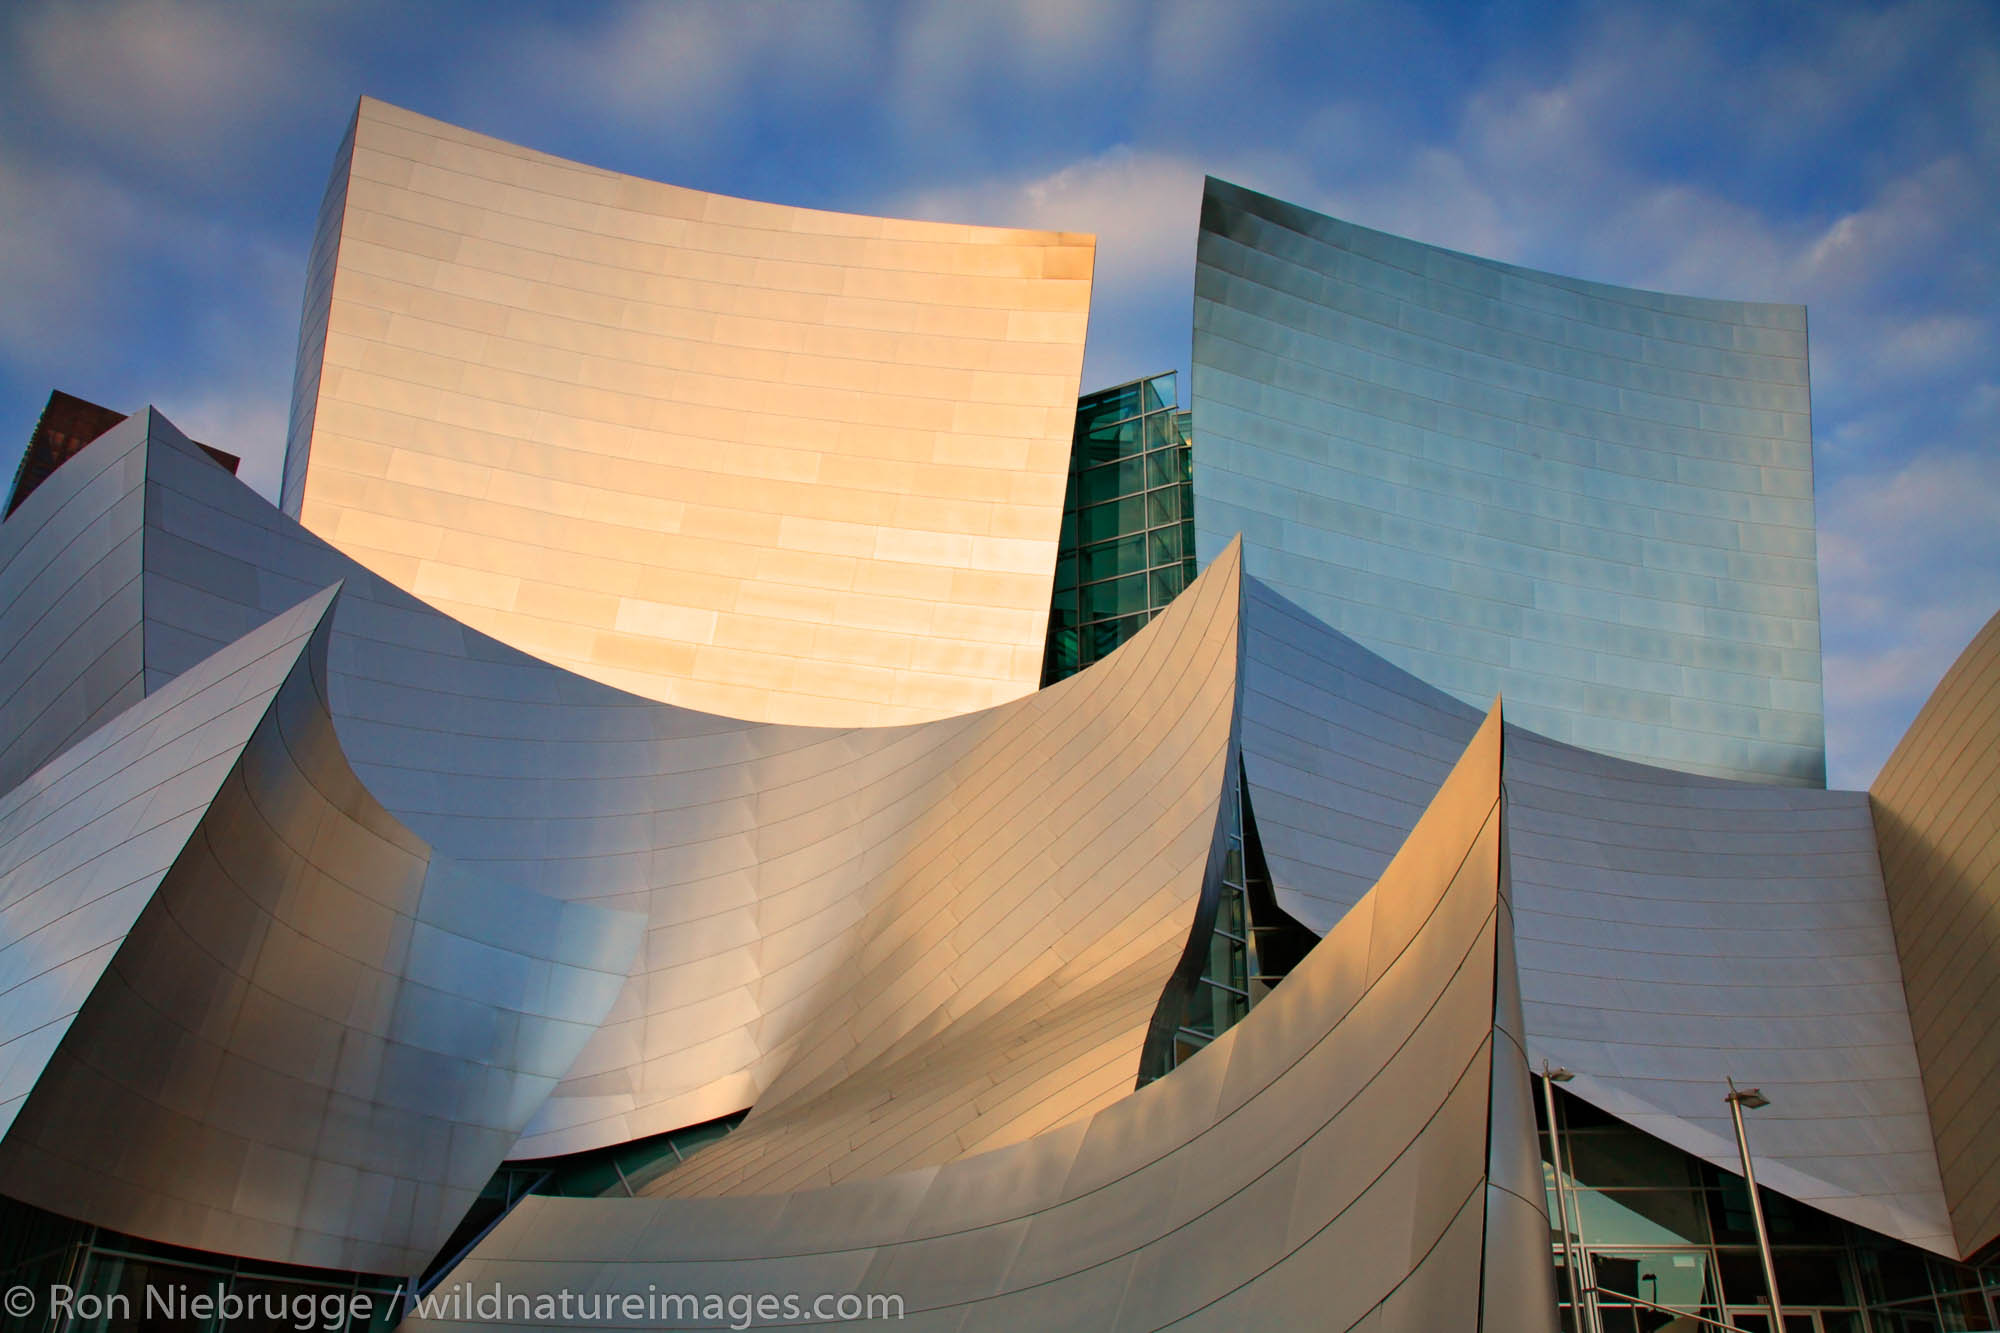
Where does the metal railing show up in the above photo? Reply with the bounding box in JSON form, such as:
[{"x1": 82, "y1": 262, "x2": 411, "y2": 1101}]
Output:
[{"x1": 1581, "y1": 1285, "x2": 1751, "y2": 1331}]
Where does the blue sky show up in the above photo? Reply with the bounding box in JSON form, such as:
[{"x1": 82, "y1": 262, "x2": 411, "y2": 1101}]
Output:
[{"x1": 1, "y1": 0, "x2": 1993, "y2": 786}]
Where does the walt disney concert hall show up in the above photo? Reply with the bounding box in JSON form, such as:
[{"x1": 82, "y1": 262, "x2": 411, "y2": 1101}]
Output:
[{"x1": 2, "y1": 97, "x2": 1997, "y2": 1331}]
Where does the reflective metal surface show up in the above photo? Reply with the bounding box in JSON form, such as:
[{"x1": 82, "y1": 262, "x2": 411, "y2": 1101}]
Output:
[
  {"x1": 117, "y1": 408, "x2": 1242, "y2": 1162},
  {"x1": 1, "y1": 413, "x2": 1241, "y2": 1255},
  {"x1": 1239, "y1": 574, "x2": 1951, "y2": 1255},
  {"x1": 0, "y1": 581, "x2": 641, "y2": 1275},
  {"x1": 405, "y1": 707, "x2": 1556, "y2": 1331},
  {"x1": 638, "y1": 541, "x2": 1240, "y2": 1196},
  {"x1": 0, "y1": 587, "x2": 339, "y2": 1147},
  {"x1": 1193, "y1": 178, "x2": 1825, "y2": 786},
  {"x1": 0, "y1": 133, "x2": 1989, "y2": 1311},
  {"x1": 0, "y1": 406, "x2": 150, "y2": 798},
  {"x1": 1871, "y1": 607, "x2": 2000, "y2": 1259},
  {"x1": 284, "y1": 98, "x2": 1092, "y2": 726}
]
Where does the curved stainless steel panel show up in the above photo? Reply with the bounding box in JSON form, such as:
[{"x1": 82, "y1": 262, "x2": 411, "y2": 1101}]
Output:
[
  {"x1": 640, "y1": 545, "x2": 1240, "y2": 1196},
  {"x1": 0, "y1": 587, "x2": 338, "y2": 1144},
  {"x1": 0, "y1": 585, "x2": 642, "y2": 1274},
  {"x1": 1241, "y1": 574, "x2": 1951, "y2": 1253},
  {"x1": 8, "y1": 392, "x2": 1962, "y2": 1280},
  {"x1": 405, "y1": 707, "x2": 1555, "y2": 1332},
  {"x1": 284, "y1": 98, "x2": 1092, "y2": 726},
  {"x1": 61, "y1": 413, "x2": 1241, "y2": 1163},
  {"x1": 1872, "y1": 607, "x2": 2000, "y2": 1259},
  {"x1": 0, "y1": 407, "x2": 148, "y2": 798},
  {"x1": 1194, "y1": 178, "x2": 1825, "y2": 786}
]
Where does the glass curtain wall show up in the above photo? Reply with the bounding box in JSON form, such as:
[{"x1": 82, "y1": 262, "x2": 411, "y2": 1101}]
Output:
[
  {"x1": 1043, "y1": 373, "x2": 1196, "y2": 685},
  {"x1": 0, "y1": 1111, "x2": 751, "y2": 1329},
  {"x1": 1154, "y1": 762, "x2": 1317, "y2": 1077},
  {"x1": 1539, "y1": 1083, "x2": 2000, "y2": 1333},
  {"x1": 416, "y1": 1110, "x2": 749, "y2": 1297}
]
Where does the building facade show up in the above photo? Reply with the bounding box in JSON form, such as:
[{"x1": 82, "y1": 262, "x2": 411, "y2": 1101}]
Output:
[
  {"x1": 1194, "y1": 179, "x2": 1826, "y2": 787},
  {"x1": 2, "y1": 103, "x2": 1997, "y2": 1332},
  {"x1": 1041, "y1": 372, "x2": 1196, "y2": 684},
  {"x1": 283, "y1": 98, "x2": 1090, "y2": 727}
]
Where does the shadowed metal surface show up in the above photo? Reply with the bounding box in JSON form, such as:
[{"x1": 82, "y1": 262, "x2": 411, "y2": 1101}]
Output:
[
  {"x1": 1194, "y1": 178, "x2": 1825, "y2": 786},
  {"x1": 0, "y1": 406, "x2": 148, "y2": 800},
  {"x1": 31, "y1": 412, "x2": 1243, "y2": 1166},
  {"x1": 0, "y1": 584, "x2": 641, "y2": 1274},
  {"x1": 1871, "y1": 607, "x2": 2000, "y2": 1260},
  {"x1": 5, "y1": 401, "x2": 1967, "y2": 1291},
  {"x1": 403, "y1": 706, "x2": 1555, "y2": 1332},
  {"x1": 1241, "y1": 574, "x2": 1950, "y2": 1254},
  {"x1": 0, "y1": 588, "x2": 339, "y2": 1145},
  {"x1": 284, "y1": 98, "x2": 1092, "y2": 726},
  {"x1": 638, "y1": 547, "x2": 1239, "y2": 1196}
]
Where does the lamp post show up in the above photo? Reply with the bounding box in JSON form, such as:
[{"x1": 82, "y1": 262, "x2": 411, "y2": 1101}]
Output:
[
  {"x1": 1726, "y1": 1078, "x2": 1784, "y2": 1332},
  {"x1": 1540, "y1": 1064, "x2": 1591, "y2": 1331}
]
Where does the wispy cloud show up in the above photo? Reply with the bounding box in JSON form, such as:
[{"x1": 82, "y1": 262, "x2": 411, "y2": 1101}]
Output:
[
  {"x1": 10, "y1": 0, "x2": 332, "y2": 181},
  {"x1": 884, "y1": 0, "x2": 1137, "y2": 155},
  {"x1": 899, "y1": 147, "x2": 1208, "y2": 389},
  {"x1": 895, "y1": 0, "x2": 1140, "y2": 111},
  {"x1": 0, "y1": 144, "x2": 146, "y2": 369},
  {"x1": 454, "y1": 1, "x2": 879, "y2": 169},
  {"x1": 148, "y1": 232, "x2": 304, "y2": 500},
  {"x1": 1818, "y1": 431, "x2": 2000, "y2": 785},
  {"x1": 0, "y1": 131, "x2": 302, "y2": 499}
]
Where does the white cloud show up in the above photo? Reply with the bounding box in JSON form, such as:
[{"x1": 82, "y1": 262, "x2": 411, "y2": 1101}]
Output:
[
  {"x1": 1798, "y1": 157, "x2": 1983, "y2": 293},
  {"x1": 0, "y1": 130, "x2": 301, "y2": 501},
  {"x1": 12, "y1": 0, "x2": 325, "y2": 174},
  {"x1": 897, "y1": 146, "x2": 1211, "y2": 389},
  {"x1": 893, "y1": 0, "x2": 1138, "y2": 113},
  {"x1": 157, "y1": 235, "x2": 304, "y2": 502},
  {"x1": 159, "y1": 384, "x2": 292, "y2": 501},
  {"x1": 0, "y1": 145, "x2": 145, "y2": 369},
  {"x1": 1145, "y1": 0, "x2": 1273, "y2": 90},
  {"x1": 1821, "y1": 447, "x2": 2000, "y2": 562},
  {"x1": 1818, "y1": 445, "x2": 2000, "y2": 785},
  {"x1": 902, "y1": 147, "x2": 1204, "y2": 280},
  {"x1": 462, "y1": 1, "x2": 876, "y2": 150},
  {"x1": 1870, "y1": 314, "x2": 1989, "y2": 382},
  {"x1": 1313, "y1": 147, "x2": 1520, "y2": 265}
]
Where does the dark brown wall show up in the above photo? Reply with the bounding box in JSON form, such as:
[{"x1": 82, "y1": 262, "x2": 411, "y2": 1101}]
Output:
[{"x1": 7, "y1": 390, "x2": 237, "y2": 518}]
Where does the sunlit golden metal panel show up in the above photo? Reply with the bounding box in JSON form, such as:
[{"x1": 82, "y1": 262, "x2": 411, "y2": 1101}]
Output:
[{"x1": 284, "y1": 98, "x2": 1093, "y2": 725}]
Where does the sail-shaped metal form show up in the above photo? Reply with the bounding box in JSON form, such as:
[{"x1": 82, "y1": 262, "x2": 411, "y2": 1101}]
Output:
[
  {"x1": 1872, "y1": 608, "x2": 2000, "y2": 1261},
  {"x1": 1194, "y1": 178, "x2": 1825, "y2": 786},
  {"x1": 402, "y1": 706, "x2": 1557, "y2": 1332},
  {"x1": 283, "y1": 99, "x2": 1093, "y2": 727},
  {"x1": 1240, "y1": 574, "x2": 1949, "y2": 1254}
]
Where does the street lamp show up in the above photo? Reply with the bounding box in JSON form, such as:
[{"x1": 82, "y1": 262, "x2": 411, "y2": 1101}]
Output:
[
  {"x1": 1540, "y1": 1064, "x2": 1591, "y2": 1331},
  {"x1": 1726, "y1": 1078, "x2": 1784, "y2": 1332}
]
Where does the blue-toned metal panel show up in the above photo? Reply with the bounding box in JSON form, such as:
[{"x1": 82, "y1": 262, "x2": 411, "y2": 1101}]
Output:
[
  {"x1": 1193, "y1": 179, "x2": 1825, "y2": 786},
  {"x1": 0, "y1": 409, "x2": 149, "y2": 798},
  {"x1": 1238, "y1": 574, "x2": 1949, "y2": 1255}
]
